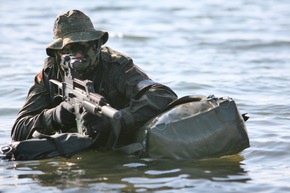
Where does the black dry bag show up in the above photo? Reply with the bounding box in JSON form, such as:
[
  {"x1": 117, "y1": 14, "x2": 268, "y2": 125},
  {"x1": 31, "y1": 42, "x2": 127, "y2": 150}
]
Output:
[{"x1": 136, "y1": 95, "x2": 250, "y2": 159}]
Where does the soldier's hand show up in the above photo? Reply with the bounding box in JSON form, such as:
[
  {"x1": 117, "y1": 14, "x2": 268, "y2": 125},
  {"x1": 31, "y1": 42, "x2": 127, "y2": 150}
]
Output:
[
  {"x1": 80, "y1": 111, "x2": 111, "y2": 137},
  {"x1": 52, "y1": 101, "x2": 76, "y2": 129}
]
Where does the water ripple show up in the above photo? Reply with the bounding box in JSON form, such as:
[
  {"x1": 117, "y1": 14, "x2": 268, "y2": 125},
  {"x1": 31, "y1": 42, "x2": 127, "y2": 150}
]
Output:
[{"x1": 0, "y1": 0, "x2": 290, "y2": 192}]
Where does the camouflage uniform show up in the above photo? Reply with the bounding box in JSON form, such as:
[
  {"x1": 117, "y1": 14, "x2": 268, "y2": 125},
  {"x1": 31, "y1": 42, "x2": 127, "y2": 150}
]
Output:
[{"x1": 11, "y1": 10, "x2": 177, "y2": 145}]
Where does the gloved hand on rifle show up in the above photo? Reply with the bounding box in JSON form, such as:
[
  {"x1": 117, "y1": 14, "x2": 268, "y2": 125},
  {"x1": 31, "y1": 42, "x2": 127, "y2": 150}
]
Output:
[
  {"x1": 50, "y1": 101, "x2": 76, "y2": 131},
  {"x1": 80, "y1": 111, "x2": 123, "y2": 138}
]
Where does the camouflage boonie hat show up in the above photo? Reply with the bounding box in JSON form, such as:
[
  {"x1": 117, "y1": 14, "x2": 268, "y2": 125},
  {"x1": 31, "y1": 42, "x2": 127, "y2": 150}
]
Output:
[{"x1": 46, "y1": 10, "x2": 108, "y2": 57}]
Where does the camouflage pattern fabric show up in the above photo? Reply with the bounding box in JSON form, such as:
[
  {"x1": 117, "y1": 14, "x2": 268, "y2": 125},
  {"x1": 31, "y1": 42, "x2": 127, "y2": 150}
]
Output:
[{"x1": 11, "y1": 46, "x2": 177, "y2": 148}]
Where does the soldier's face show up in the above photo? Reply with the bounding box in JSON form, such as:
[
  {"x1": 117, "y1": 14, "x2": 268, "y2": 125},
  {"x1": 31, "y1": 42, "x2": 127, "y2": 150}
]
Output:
[
  {"x1": 59, "y1": 42, "x2": 92, "y2": 58},
  {"x1": 58, "y1": 41, "x2": 99, "y2": 76}
]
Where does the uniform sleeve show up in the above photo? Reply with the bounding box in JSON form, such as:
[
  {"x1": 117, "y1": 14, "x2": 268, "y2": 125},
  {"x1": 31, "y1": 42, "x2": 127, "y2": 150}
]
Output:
[
  {"x1": 11, "y1": 59, "x2": 57, "y2": 141},
  {"x1": 112, "y1": 58, "x2": 177, "y2": 131}
]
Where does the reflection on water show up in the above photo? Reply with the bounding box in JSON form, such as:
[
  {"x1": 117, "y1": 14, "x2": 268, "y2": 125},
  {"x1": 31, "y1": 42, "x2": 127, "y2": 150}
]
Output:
[
  {"x1": 1, "y1": 0, "x2": 290, "y2": 192},
  {"x1": 5, "y1": 151, "x2": 249, "y2": 192}
]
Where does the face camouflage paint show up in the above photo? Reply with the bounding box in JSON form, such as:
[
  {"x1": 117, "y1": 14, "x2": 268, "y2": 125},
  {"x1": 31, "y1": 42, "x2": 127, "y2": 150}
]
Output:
[{"x1": 59, "y1": 41, "x2": 100, "y2": 77}]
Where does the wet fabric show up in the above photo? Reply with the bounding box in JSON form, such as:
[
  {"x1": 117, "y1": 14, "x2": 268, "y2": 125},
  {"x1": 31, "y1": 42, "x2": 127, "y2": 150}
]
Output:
[
  {"x1": 136, "y1": 95, "x2": 250, "y2": 159},
  {"x1": 11, "y1": 46, "x2": 177, "y2": 147},
  {"x1": 1, "y1": 133, "x2": 93, "y2": 160}
]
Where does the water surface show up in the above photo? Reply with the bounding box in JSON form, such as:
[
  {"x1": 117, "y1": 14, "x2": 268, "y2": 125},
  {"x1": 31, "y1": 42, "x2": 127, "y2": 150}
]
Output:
[{"x1": 1, "y1": 0, "x2": 290, "y2": 192}]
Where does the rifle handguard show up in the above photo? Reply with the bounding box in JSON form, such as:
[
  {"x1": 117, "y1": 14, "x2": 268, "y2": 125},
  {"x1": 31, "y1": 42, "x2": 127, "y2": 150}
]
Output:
[{"x1": 82, "y1": 101, "x2": 121, "y2": 120}]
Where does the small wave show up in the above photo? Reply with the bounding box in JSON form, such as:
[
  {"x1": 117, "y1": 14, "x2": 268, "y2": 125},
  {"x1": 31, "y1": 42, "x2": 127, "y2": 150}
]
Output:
[
  {"x1": 110, "y1": 32, "x2": 152, "y2": 41},
  {"x1": 234, "y1": 40, "x2": 290, "y2": 50}
]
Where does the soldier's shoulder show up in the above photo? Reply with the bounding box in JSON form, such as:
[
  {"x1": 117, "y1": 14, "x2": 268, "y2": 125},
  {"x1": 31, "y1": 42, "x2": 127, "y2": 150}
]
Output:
[
  {"x1": 101, "y1": 46, "x2": 132, "y2": 65},
  {"x1": 43, "y1": 56, "x2": 57, "y2": 69}
]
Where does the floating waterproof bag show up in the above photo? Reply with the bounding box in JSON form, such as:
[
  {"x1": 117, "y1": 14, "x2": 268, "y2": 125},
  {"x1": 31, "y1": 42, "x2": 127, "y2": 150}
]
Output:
[
  {"x1": 136, "y1": 95, "x2": 250, "y2": 159},
  {"x1": 1, "y1": 133, "x2": 93, "y2": 161}
]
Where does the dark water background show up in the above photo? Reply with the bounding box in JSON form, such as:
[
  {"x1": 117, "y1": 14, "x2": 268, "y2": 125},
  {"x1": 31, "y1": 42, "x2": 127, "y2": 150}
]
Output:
[{"x1": 1, "y1": 0, "x2": 290, "y2": 192}]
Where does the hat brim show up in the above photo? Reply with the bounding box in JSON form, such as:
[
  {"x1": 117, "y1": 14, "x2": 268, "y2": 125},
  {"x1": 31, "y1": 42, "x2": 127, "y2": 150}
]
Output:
[{"x1": 46, "y1": 30, "x2": 108, "y2": 57}]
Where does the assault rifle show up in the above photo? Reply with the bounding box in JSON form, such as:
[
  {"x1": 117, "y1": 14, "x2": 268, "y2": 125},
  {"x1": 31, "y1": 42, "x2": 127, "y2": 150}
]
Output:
[{"x1": 49, "y1": 55, "x2": 121, "y2": 135}]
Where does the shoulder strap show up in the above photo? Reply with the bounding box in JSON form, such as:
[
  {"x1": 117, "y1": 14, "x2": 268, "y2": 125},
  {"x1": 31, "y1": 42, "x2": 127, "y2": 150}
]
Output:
[{"x1": 163, "y1": 95, "x2": 206, "y2": 111}]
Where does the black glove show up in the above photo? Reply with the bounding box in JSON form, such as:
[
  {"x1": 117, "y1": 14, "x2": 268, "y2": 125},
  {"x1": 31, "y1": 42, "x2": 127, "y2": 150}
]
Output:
[
  {"x1": 80, "y1": 111, "x2": 111, "y2": 137},
  {"x1": 52, "y1": 101, "x2": 76, "y2": 130}
]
